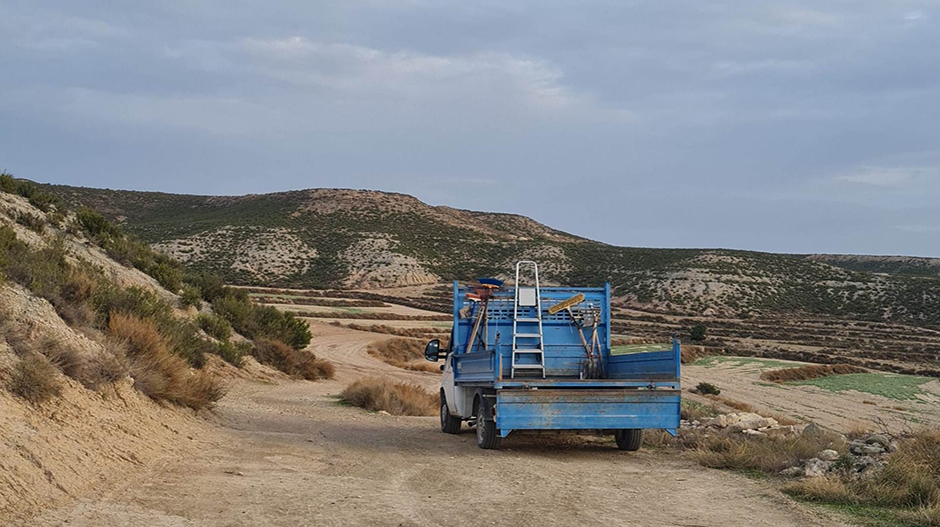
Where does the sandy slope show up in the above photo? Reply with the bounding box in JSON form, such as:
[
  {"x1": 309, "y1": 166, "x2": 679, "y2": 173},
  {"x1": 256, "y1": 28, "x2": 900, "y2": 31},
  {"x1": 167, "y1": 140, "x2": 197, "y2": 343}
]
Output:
[{"x1": 25, "y1": 320, "x2": 846, "y2": 527}]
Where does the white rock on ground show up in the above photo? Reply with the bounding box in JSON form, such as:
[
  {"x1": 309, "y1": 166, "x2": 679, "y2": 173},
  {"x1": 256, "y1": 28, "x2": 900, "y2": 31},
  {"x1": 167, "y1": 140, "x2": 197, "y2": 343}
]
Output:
[
  {"x1": 817, "y1": 449, "x2": 840, "y2": 461},
  {"x1": 727, "y1": 416, "x2": 778, "y2": 433}
]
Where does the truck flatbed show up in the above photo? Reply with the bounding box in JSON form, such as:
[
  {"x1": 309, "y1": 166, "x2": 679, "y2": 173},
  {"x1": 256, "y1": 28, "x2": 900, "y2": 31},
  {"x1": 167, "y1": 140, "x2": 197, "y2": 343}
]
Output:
[{"x1": 425, "y1": 266, "x2": 681, "y2": 450}]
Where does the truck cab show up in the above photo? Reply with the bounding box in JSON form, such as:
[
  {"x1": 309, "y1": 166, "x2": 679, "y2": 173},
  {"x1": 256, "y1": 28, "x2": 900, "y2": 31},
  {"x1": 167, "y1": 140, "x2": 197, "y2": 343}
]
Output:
[{"x1": 425, "y1": 262, "x2": 681, "y2": 450}]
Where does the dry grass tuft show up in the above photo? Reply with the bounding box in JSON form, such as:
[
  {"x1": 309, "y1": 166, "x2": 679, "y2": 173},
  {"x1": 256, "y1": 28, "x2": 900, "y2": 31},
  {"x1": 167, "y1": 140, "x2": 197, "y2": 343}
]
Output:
[
  {"x1": 845, "y1": 422, "x2": 873, "y2": 440},
  {"x1": 690, "y1": 429, "x2": 846, "y2": 473},
  {"x1": 109, "y1": 313, "x2": 222, "y2": 409},
  {"x1": 680, "y1": 345, "x2": 716, "y2": 364},
  {"x1": 367, "y1": 338, "x2": 443, "y2": 374},
  {"x1": 703, "y1": 393, "x2": 756, "y2": 413},
  {"x1": 784, "y1": 428, "x2": 940, "y2": 524},
  {"x1": 760, "y1": 363, "x2": 866, "y2": 383},
  {"x1": 9, "y1": 354, "x2": 62, "y2": 404},
  {"x1": 340, "y1": 376, "x2": 438, "y2": 416},
  {"x1": 783, "y1": 476, "x2": 858, "y2": 503},
  {"x1": 252, "y1": 338, "x2": 335, "y2": 380}
]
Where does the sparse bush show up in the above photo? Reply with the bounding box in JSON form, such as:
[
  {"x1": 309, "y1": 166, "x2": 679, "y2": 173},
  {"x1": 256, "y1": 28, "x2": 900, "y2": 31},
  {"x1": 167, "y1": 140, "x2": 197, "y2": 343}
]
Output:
[
  {"x1": 34, "y1": 336, "x2": 85, "y2": 380},
  {"x1": 0, "y1": 173, "x2": 62, "y2": 212},
  {"x1": 690, "y1": 323, "x2": 707, "y2": 341},
  {"x1": 186, "y1": 271, "x2": 226, "y2": 303},
  {"x1": 252, "y1": 338, "x2": 333, "y2": 380},
  {"x1": 215, "y1": 340, "x2": 251, "y2": 367},
  {"x1": 214, "y1": 292, "x2": 311, "y2": 349},
  {"x1": 367, "y1": 338, "x2": 443, "y2": 374},
  {"x1": 0, "y1": 228, "x2": 70, "y2": 300},
  {"x1": 16, "y1": 212, "x2": 45, "y2": 232},
  {"x1": 197, "y1": 313, "x2": 231, "y2": 342},
  {"x1": 9, "y1": 354, "x2": 62, "y2": 404},
  {"x1": 149, "y1": 262, "x2": 182, "y2": 292},
  {"x1": 695, "y1": 381, "x2": 721, "y2": 396},
  {"x1": 340, "y1": 376, "x2": 438, "y2": 416},
  {"x1": 92, "y1": 285, "x2": 171, "y2": 325},
  {"x1": 179, "y1": 285, "x2": 202, "y2": 309},
  {"x1": 109, "y1": 313, "x2": 222, "y2": 409},
  {"x1": 82, "y1": 339, "x2": 130, "y2": 389}
]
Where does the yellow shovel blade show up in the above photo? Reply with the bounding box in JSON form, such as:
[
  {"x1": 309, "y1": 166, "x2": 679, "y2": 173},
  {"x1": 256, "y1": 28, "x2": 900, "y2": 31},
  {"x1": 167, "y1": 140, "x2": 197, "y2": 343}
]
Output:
[{"x1": 547, "y1": 293, "x2": 585, "y2": 315}]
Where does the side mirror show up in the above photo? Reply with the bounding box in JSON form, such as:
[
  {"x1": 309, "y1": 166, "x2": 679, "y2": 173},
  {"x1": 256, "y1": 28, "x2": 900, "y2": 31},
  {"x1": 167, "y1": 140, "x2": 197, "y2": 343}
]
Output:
[{"x1": 424, "y1": 339, "x2": 441, "y2": 362}]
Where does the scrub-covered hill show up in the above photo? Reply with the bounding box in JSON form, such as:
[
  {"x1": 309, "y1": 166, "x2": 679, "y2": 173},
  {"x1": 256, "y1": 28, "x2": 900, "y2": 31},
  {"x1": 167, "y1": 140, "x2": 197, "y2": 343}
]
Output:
[{"x1": 46, "y1": 182, "x2": 940, "y2": 328}]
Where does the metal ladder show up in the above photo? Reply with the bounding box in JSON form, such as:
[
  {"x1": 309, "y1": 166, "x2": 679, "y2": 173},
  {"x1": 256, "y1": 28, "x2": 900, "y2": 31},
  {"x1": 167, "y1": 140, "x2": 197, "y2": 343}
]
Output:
[{"x1": 511, "y1": 260, "x2": 545, "y2": 378}]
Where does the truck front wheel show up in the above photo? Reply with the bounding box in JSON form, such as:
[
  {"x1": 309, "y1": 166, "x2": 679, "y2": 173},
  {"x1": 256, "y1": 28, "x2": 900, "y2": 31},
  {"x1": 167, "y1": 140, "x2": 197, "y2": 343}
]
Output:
[
  {"x1": 440, "y1": 393, "x2": 461, "y2": 434},
  {"x1": 474, "y1": 398, "x2": 501, "y2": 449},
  {"x1": 614, "y1": 429, "x2": 643, "y2": 451}
]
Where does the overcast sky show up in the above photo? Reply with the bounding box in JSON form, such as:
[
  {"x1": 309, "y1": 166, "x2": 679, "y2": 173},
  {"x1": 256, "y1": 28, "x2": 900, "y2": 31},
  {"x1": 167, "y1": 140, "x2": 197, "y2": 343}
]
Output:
[{"x1": 2, "y1": 1, "x2": 939, "y2": 256}]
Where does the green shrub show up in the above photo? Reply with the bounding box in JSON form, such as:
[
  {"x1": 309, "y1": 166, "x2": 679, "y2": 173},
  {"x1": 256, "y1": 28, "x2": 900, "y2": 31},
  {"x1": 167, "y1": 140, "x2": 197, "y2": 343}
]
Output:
[
  {"x1": 0, "y1": 229, "x2": 70, "y2": 300},
  {"x1": 0, "y1": 173, "x2": 62, "y2": 212},
  {"x1": 75, "y1": 207, "x2": 118, "y2": 240},
  {"x1": 690, "y1": 323, "x2": 707, "y2": 341},
  {"x1": 198, "y1": 313, "x2": 231, "y2": 342},
  {"x1": 92, "y1": 285, "x2": 171, "y2": 325},
  {"x1": 149, "y1": 262, "x2": 182, "y2": 292},
  {"x1": 696, "y1": 382, "x2": 721, "y2": 395},
  {"x1": 216, "y1": 340, "x2": 251, "y2": 367},
  {"x1": 179, "y1": 285, "x2": 202, "y2": 308},
  {"x1": 185, "y1": 271, "x2": 226, "y2": 302}
]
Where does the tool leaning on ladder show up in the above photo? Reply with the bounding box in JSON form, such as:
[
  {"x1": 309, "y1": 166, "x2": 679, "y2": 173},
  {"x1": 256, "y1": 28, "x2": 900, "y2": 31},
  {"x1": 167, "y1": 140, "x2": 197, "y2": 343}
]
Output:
[{"x1": 548, "y1": 292, "x2": 606, "y2": 379}]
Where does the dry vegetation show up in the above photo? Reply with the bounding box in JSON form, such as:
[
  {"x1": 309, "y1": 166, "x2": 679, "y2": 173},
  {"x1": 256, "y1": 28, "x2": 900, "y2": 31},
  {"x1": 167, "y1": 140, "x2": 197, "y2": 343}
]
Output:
[
  {"x1": 340, "y1": 376, "x2": 438, "y2": 416},
  {"x1": 784, "y1": 429, "x2": 940, "y2": 526},
  {"x1": 292, "y1": 310, "x2": 450, "y2": 321},
  {"x1": 367, "y1": 338, "x2": 442, "y2": 373},
  {"x1": 9, "y1": 354, "x2": 62, "y2": 404},
  {"x1": 329, "y1": 321, "x2": 447, "y2": 339},
  {"x1": 252, "y1": 338, "x2": 335, "y2": 381},
  {"x1": 109, "y1": 313, "x2": 224, "y2": 410},
  {"x1": 760, "y1": 364, "x2": 868, "y2": 383}
]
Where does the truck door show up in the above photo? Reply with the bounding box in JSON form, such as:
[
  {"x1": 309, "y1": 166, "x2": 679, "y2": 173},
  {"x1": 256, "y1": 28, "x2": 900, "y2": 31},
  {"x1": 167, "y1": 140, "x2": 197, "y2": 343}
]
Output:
[{"x1": 442, "y1": 352, "x2": 458, "y2": 414}]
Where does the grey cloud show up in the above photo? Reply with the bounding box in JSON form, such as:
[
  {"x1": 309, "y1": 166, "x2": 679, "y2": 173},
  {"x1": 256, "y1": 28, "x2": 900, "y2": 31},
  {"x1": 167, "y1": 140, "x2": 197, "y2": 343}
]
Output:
[{"x1": 1, "y1": 1, "x2": 939, "y2": 256}]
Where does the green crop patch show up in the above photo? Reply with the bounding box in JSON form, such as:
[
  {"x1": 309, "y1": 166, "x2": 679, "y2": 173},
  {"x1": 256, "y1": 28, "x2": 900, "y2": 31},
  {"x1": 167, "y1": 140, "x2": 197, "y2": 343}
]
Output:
[
  {"x1": 691, "y1": 356, "x2": 802, "y2": 371},
  {"x1": 787, "y1": 372, "x2": 934, "y2": 401}
]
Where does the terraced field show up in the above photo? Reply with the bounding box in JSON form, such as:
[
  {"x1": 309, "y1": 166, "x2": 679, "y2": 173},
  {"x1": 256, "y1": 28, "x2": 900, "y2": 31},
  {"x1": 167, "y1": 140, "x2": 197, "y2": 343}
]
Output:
[{"x1": 249, "y1": 284, "x2": 940, "y2": 435}]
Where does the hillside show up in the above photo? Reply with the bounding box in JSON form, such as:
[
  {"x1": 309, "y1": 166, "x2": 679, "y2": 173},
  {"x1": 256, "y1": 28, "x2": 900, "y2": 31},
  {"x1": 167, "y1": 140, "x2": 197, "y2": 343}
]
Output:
[
  {"x1": 46, "y1": 183, "x2": 940, "y2": 328},
  {"x1": 0, "y1": 175, "x2": 324, "y2": 522}
]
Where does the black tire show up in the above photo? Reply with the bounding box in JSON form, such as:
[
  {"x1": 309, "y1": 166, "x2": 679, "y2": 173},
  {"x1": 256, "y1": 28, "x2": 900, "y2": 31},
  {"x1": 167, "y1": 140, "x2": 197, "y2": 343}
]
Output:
[
  {"x1": 440, "y1": 393, "x2": 461, "y2": 434},
  {"x1": 614, "y1": 429, "x2": 643, "y2": 451},
  {"x1": 475, "y1": 398, "x2": 501, "y2": 450}
]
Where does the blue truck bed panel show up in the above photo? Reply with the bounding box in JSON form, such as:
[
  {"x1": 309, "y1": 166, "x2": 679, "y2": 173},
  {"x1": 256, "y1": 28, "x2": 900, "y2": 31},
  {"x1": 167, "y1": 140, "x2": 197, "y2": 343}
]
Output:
[{"x1": 496, "y1": 389, "x2": 681, "y2": 436}]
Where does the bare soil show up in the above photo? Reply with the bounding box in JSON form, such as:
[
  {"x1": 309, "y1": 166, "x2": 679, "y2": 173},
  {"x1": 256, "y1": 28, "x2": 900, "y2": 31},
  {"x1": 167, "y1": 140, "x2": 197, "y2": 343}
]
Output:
[{"x1": 20, "y1": 319, "x2": 849, "y2": 526}]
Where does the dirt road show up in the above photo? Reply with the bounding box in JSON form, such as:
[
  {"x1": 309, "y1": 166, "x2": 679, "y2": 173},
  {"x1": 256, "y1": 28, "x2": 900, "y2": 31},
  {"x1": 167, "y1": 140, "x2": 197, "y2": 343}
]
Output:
[{"x1": 28, "y1": 323, "x2": 846, "y2": 526}]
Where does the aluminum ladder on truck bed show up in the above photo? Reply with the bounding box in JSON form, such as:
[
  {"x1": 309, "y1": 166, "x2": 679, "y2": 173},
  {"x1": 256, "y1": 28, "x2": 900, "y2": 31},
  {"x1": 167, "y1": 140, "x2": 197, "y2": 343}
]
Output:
[{"x1": 511, "y1": 260, "x2": 545, "y2": 378}]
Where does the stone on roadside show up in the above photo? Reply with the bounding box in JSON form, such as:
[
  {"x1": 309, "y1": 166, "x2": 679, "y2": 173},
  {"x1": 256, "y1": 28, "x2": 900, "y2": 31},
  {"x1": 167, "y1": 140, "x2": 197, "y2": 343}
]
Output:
[
  {"x1": 866, "y1": 434, "x2": 891, "y2": 447},
  {"x1": 780, "y1": 466, "x2": 804, "y2": 477},
  {"x1": 817, "y1": 449, "x2": 839, "y2": 461},
  {"x1": 728, "y1": 416, "x2": 778, "y2": 433},
  {"x1": 803, "y1": 458, "x2": 832, "y2": 478},
  {"x1": 802, "y1": 423, "x2": 824, "y2": 436}
]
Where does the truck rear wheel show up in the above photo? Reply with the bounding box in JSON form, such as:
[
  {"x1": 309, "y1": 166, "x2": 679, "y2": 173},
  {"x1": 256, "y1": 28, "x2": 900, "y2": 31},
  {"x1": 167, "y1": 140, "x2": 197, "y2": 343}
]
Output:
[
  {"x1": 614, "y1": 429, "x2": 643, "y2": 451},
  {"x1": 475, "y1": 398, "x2": 501, "y2": 449},
  {"x1": 440, "y1": 394, "x2": 461, "y2": 434}
]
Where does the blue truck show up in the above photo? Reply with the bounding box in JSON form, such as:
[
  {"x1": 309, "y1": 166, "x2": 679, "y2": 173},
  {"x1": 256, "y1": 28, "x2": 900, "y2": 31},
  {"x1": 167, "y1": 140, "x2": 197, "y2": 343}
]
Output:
[{"x1": 424, "y1": 261, "x2": 681, "y2": 450}]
